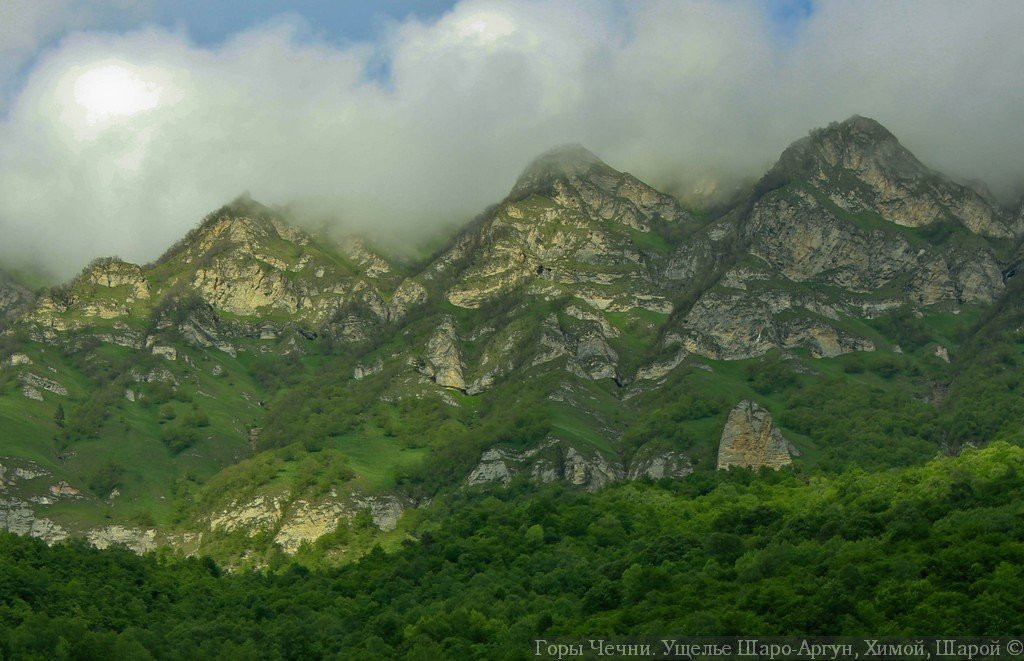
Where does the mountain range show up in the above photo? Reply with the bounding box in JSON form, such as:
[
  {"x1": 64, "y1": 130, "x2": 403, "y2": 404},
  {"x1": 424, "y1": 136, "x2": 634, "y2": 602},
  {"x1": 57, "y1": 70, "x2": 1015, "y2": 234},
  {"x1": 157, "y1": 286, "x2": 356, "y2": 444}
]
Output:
[{"x1": 2, "y1": 115, "x2": 1024, "y2": 565}]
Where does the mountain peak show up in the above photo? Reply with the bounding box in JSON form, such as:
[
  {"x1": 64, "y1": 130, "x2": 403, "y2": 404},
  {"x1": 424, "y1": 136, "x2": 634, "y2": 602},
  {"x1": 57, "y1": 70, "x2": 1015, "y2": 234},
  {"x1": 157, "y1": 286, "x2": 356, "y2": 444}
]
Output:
[
  {"x1": 510, "y1": 143, "x2": 605, "y2": 198},
  {"x1": 765, "y1": 115, "x2": 1019, "y2": 237},
  {"x1": 152, "y1": 195, "x2": 307, "y2": 268},
  {"x1": 771, "y1": 115, "x2": 917, "y2": 181},
  {"x1": 827, "y1": 114, "x2": 897, "y2": 142},
  {"x1": 219, "y1": 192, "x2": 275, "y2": 221}
]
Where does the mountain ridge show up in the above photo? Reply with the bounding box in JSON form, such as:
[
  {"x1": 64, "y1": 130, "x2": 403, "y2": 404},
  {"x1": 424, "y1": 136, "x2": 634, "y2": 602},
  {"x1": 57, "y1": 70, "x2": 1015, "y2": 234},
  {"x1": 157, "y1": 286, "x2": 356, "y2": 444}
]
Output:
[{"x1": 3, "y1": 115, "x2": 1023, "y2": 566}]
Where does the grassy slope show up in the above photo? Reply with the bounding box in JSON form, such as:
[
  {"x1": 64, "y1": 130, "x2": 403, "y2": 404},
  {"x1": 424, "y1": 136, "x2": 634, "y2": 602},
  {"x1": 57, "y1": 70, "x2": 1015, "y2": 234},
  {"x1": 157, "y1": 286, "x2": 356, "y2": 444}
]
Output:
[{"x1": 0, "y1": 281, "x2": 982, "y2": 557}]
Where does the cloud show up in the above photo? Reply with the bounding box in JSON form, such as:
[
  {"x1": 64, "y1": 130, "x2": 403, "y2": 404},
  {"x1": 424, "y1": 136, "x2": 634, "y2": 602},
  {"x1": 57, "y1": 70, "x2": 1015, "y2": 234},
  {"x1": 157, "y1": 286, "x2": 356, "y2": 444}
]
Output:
[
  {"x1": 0, "y1": 0, "x2": 153, "y2": 103},
  {"x1": 1, "y1": 0, "x2": 1023, "y2": 277}
]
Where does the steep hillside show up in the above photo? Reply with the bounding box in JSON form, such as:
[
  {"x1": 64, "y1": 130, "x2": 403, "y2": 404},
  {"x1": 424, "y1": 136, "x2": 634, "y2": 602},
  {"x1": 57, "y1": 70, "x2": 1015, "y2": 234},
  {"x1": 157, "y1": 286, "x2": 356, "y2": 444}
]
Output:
[{"x1": 2, "y1": 116, "x2": 1023, "y2": 566}]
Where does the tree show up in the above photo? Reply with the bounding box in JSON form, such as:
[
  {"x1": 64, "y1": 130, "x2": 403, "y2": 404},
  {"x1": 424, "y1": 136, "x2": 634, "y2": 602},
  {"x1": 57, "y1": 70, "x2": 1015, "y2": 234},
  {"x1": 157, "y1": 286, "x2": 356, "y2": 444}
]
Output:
[{"x1": 54, "y1": 403, "x2": 65, "y2": 429}]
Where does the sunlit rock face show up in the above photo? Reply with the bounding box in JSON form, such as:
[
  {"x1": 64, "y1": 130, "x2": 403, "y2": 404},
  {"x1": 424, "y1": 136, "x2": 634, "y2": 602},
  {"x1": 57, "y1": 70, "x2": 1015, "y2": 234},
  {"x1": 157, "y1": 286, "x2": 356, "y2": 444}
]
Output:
[
  {"x1": 437, "y1": 144, "x2": 692, "y2": 312},
  {"x1": 717, "y1": 401, "x2": 794, "y2": 471}
]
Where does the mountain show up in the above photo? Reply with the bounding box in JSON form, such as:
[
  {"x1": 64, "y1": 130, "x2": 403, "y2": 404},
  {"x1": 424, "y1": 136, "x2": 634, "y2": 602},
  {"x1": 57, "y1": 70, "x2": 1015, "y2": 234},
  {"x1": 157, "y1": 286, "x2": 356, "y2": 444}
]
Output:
[
  {"x1": 0, "y1": 271, "x2": 33, "y2": 324},
  {"x1": 775, "y1": 116, "x2": 1022, "y2": 236},
  {"x1": 2, "y1": 116, "x2": 1024, "y2": 565},
  {"x1": 645, "y1": 117, "x2": 1009, "y2": 369}
]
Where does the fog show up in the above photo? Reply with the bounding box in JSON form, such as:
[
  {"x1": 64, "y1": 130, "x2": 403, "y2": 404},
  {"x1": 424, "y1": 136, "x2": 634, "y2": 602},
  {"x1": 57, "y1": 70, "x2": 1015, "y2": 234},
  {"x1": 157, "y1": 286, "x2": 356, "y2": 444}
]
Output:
[{"x1": 1, "y1": 0, "x2": 1023, "y2": 278}]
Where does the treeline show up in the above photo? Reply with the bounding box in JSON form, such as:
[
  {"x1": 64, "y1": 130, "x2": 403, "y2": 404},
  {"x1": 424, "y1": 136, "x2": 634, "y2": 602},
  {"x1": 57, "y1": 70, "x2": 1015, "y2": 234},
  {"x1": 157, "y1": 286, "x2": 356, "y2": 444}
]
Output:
[{"x1": 2, "y1": 442, "x2": 1023, "y2": 659}]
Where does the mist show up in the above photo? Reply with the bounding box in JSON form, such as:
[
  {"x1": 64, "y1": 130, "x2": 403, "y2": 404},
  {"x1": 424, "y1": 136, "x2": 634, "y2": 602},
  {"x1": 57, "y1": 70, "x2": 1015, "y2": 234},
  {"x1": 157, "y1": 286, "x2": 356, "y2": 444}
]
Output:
[{"x1": 1, "y1": 0, "x2": 1023, "y2": 278}]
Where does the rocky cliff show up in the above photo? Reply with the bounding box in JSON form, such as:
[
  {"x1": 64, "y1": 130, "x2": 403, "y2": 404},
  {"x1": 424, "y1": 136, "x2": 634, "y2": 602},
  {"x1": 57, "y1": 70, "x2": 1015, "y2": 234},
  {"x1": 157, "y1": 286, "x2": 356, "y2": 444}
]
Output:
[
  {"x1": 717, "y1": 401, "x2": 794, "y2": 470},
  {"x1": 1, "y1": 115, "x2": 1019, "y2": 562}
]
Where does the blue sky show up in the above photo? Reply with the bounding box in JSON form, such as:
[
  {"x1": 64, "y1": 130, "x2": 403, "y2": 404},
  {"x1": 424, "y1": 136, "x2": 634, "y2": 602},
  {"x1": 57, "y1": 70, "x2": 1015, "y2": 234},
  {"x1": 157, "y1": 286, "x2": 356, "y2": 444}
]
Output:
[
  {"x1": 147, "y1": 0, "x2": 460, "y2": 46},
  {"x1": 149, "y1": 0, "x2": 813, "y2": 45}
]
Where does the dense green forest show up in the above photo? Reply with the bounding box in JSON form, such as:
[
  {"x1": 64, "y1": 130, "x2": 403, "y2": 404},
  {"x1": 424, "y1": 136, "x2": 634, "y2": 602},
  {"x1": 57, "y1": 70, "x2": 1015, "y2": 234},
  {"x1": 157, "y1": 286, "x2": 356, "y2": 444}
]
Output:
[{"x1": 2, "y1": 442, "x2": 1022, "y2": 659}]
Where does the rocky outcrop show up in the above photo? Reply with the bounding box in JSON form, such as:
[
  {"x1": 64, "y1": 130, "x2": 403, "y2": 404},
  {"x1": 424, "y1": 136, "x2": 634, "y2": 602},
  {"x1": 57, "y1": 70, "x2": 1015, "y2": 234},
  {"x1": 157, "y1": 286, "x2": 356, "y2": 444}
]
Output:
[
  {"x1": 717, "y1": 400, "x2": 794, "y2": 470},
  {"x1": 776, "y1": 116, "x2": 1021, "y2": 237},
  {"x1": 211, "y1": 491, "x2": 407, "y2": 554},
  {"x1": 87, "y1": 526, "x2": 159, "y2": 553},
  {"x1": 549, "y1": 446, "x2": 622, "y2": 490},
  {"x1": 85, "y1": 259, "x2": 150, "y2": 299},
  {"x1": 19, "y1": 372, "x2": 68, "y2": 400},
  {"x1": 0, "y1": 498, "x2": 68, "y2": 543},
  {"x1": 3, "y1": 352, "x2": 32, "y2": 367},
  {"x1": 1, "y1": 460, "x2": 76, "y2": 544},
  {"x1": 510, "y1": 144, "x2": 688, "y2": 231},
  {"x1": 353, "y1": 358, "x2": 383, "y2": 380},
  {"x1": 641, "y1": 117, "x2": 1014, "y2": 371},
  {"x1": 190, "y1": 260, "x2": 304, "y2": 317},
  {"x1": 49, "y1": 481, "x2": 80, "y2": 497},
  {"x1": 209, "y1": 495, "x2": 285, "y2": 533},
  {"x1": 528, "y1": 314, "x2": 621, "y2": 381},
  {"x1": 340, "y1": 237, "x2": 391, "y2": 278},
  {"x1": 354, "y1": 494, "x2": 405, "y2": 532},
  {"x1": 388, "y1": 279, "x2": 428, "y2": 321},
  {"x1": 678, "y1": 288, "x2": 875, "y2": 360},
  {"x1": 273, "y1": 500, "x2": 349, "y2": 553},
  {"x1": 467, "y1": 440, "x2": 693, "y2": 491},
  {"x1": 423, "y1": 317, "x2": 466, "y2": 390},
  {"x1": 466, "y1": 441, "x2": 622, "y2": 492},
  {"x1": 467, "y1": 448, "x2": 518, "y2": 485},
  {"x1": 745, "y1": 187, "x2": 1004, "y2": 303},
  {"x1": 626, "y1": 446, "x2": 693, "y2": 480}
]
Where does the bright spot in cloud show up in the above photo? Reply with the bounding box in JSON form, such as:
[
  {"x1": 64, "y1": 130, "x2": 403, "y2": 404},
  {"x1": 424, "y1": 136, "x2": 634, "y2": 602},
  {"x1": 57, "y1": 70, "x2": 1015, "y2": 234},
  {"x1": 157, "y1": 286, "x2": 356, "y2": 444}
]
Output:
[
  {"x1": 455, "y1": 11, "x2": 516, "y2": 44},
  {"x1": 72, "y1": 63, "x2": 162, "y2": 124}
]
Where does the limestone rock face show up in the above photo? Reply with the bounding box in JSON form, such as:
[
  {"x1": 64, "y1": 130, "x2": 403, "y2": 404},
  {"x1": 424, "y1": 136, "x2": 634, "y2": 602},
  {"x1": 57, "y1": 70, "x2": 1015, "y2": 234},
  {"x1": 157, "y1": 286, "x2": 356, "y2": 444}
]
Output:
[
  {"x1": 466, "y1": 441, "x2": 696, "y2": 490},
  {"x1": 744, "y1": 188, "x2": 1004, "y2": 303},
  {"x1": 13, "y1": 197, "x2": 402, "y2": 356},
  {"x1": 19, "y1": 372, "x2": 67, "y2": 397},
  {"x1": 0, "y1": 461, "x2": 75, "y2": 545},
  {"x1": 466, "y1": 441, "x2": 622, "y2": 492},
  {"x1": 775, "y1": 115, "x2": 1021, "y2": 237},
  {"x1": 469, "y1": 448, "x2": 523, "y2": 485},
  {"x1": 208, "y1": 495, "x2": 292, "y2": 534},
  {"x1": 402, "y1": 146, "x2": 694, "y2": 394},
  {"x1": 191, "y1": 260, "x2": 303, "y2": 317},
  {"x1": 717, "y1": 400, "x2": 794, "y2": 470},
  {"x1": 639, "y1": 116, "x2": 1014, "y2": 374},
  {"x1": 437, "y1": 145, "x2": 694, "y2": 311},
  {"x1": 679, "y1": 288, "x2": 876, "y2": 360},
  {"x1": 86, "y1": 259, "x2": 150, "y2": 299},
  {"x1": 424, "y1": 317, "x2": 466, "y2": 390},
  {"x1": 273, "y1": 500, "x2": 349, "y2": 553},
  {"x1": 178, "y1": 211, "x2": 393, "y2": 333},
  {"x1": 5, "y1": 353, "x2": 32, "y2": 366},
  {"x1": 87, "y1": 526, "x2": 158, "y2": 553},
  {"x1": 388, "y1": 279, "x2": 428, "y2": 321},
  {"x1": 207, "y1": 491, "x2": 408, "y2": 555},
  {"x1": 0, "y1": 498, "x2": 68, "y2": 543},
  {"x1": 340, "y1": 237, "x2": 391, "y2": 278},
  {"x1": 510, "y1": 144, "x2": 687, "y2": 231},
  {"x1": 626, "y1": 446, "x2": 693, "y2": 480}
]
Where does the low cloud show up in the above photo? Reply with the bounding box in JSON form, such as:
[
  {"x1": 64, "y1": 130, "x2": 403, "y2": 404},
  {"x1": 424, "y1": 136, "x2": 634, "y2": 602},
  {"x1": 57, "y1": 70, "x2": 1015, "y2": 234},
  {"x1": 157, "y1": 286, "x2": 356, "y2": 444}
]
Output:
[{"x1": 1, "y1": 0, "x2": 1023, "y2": 277}]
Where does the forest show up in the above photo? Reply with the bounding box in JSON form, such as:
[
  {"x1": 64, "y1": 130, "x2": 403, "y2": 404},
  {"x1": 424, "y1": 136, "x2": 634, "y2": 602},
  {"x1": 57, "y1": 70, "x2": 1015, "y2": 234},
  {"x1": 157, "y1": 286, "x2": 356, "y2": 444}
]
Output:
[{"x1": 1, "y1": 442, "x2": 1022, "y2": 659}]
